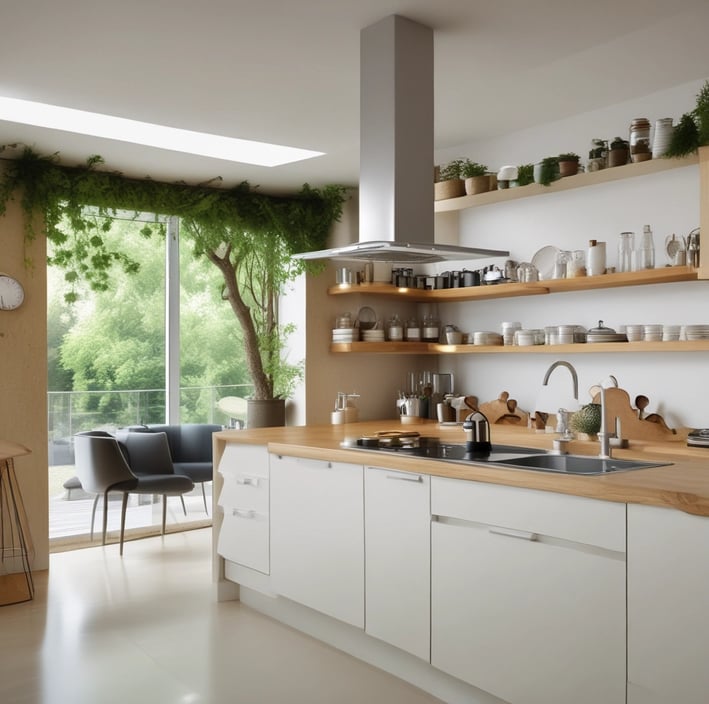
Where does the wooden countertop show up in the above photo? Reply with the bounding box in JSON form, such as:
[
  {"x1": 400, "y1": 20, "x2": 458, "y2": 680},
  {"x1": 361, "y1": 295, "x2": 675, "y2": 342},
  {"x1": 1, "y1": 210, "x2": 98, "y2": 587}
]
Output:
[{"x1": 214, "y1": 420, "x2": 709, "y2": 517}]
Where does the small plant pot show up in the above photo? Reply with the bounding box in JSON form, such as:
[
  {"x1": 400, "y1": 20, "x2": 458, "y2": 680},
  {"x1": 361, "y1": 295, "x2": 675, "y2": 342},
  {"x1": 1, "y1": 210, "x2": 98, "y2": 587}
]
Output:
[
  {"x1": 558, "y1": 159, "x2": 580, "y2": 177},
  {"x1": 607, "y1": 148, "x2": 629, "y2": 167},
  {"x1": 434, "y1": 178, "x2": 465, "y2": 200},
  {"x1": 464, "y1": 175, "x2": 490, "y2": 195}
]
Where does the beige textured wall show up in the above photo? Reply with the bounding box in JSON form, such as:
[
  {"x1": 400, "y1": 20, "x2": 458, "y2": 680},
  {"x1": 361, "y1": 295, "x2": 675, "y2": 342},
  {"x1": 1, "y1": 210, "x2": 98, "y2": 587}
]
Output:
[{"x1": 0, "y1": 192, "x2": 49, "y2": 571}]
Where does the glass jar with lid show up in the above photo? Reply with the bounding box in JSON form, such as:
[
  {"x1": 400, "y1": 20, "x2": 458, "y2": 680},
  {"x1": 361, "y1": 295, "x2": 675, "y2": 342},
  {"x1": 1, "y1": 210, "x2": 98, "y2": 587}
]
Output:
[
  {"x1": 629, "y1": 118, "x2": 652, "y2": 162},
  {"x1": 405, "y1": 316, "x2": 421, "y2": 342},
  {"x1": 422, "y1": 313, "x2": 440, "y2": 342},
  {"x1": 387, "y1": 314, "x2": 404, "y2": 341}
]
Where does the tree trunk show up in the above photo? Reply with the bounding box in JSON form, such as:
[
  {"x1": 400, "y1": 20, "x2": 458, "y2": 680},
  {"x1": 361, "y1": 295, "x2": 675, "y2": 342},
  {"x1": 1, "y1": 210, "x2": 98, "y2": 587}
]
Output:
[{"x1": 206, "y1": 249, "x2": 273, "y2": 400}]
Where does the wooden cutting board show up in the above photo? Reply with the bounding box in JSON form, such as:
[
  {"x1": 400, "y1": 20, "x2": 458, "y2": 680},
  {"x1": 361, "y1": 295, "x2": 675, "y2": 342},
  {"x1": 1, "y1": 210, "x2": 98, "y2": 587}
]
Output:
[
  {"x1": 477, "y1": 391, "x2": 529, "y2": 426},
  {"x1": 590, "y1": 387, "x2": 679, "y2": 441}
]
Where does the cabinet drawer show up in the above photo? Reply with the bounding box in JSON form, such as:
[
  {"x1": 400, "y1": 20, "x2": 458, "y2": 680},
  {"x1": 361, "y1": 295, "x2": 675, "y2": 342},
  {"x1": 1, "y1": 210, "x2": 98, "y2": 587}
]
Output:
[
  {"x1": 218, "y1": 443, "x2": 269, "y2": 513},
  {"x1": 431, "y1": 476, "x2": 625, "y2": 552},
  {"x1": 217, "y1": 508, "x2": 269, "y2": 574},
  {"x1": 218, "y1": 471, "x2": 269, "y2": 514}
]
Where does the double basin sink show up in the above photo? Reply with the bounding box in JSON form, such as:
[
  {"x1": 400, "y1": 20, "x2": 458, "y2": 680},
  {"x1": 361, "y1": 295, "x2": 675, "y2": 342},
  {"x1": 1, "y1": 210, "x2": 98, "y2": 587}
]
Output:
[
  {"x1": 348, "y1": 440, "x2": 671, "y2": 475},
  {"x1": 487, "y1": 449, "x2": 670, "y2": 475}
]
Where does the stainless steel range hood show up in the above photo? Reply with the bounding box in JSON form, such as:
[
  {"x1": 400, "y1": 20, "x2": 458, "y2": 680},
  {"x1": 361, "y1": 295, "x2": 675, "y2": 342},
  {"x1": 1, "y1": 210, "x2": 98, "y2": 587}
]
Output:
[{"x1": 295, "y1": 15, "x2": 507, "y2": 264}]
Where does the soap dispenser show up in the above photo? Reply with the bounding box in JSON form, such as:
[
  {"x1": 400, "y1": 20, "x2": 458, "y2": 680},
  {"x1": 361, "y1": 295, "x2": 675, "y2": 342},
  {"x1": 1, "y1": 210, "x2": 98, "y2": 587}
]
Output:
[{"x1": 463, "y1": 410, "x2": 492, "y2": 458}]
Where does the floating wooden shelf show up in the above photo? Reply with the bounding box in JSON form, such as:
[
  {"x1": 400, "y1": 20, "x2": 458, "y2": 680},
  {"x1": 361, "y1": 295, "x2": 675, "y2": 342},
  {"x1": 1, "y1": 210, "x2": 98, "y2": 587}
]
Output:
[
  {"x1": 434, "y1": 154, "x2": 699, "y2": 213},
  {"x1": 328, "y1": 267, "x2": 699, "y2": 302},
  {"x1": 330, "y1": 340, "x2": 709, "y2": 355}
]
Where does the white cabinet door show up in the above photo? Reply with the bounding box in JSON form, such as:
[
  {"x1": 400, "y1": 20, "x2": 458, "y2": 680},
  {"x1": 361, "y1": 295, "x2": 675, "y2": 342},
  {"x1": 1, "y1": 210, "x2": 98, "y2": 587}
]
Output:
[
  {"x1": 431, "y1": 477, "x2": 626, "y2": 704},
  {"x1": 627, "y1": 504, "x2": 709, "y2": 704},
  {"x1": 364, "y1": 467, "x2": 430, "y2": 661},
  {"x1": 270, "y1": 454, "x2": 364, "y2": 628},
  {"x1": 217, "y1": 444, "x2": 270, "y2": 574}
]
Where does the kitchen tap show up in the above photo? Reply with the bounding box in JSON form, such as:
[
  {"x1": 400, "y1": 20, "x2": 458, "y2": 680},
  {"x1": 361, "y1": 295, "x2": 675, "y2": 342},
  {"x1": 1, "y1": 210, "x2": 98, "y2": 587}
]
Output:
[
  {"x1": 598, "y1": 384, "x2": 614, "y2": 459},
  {"x1": 596, "y1": 375, "x2": 623, "y2": 459},
  {"x1": 542, "y1": 360, "x2": 579, "y2": 401},
  {"x1": 541, "y1": 361, "x2": 579, "y2": 443}
]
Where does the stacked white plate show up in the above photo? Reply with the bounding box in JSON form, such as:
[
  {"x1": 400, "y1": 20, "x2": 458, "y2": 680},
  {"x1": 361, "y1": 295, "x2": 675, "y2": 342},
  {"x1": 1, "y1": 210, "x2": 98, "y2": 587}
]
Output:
[
  {"x1": 332, "y1": 328, "x2": 358, "y2": 343},
  {"x1": 472, "y1": 331, "x2": 504, "y2": 346},
  {"x1": 362, "y1": 329, "x2": 385, "y2": 342},
  {"x1": 685, "y1": 325, "x2": 709, "y2": 340}
]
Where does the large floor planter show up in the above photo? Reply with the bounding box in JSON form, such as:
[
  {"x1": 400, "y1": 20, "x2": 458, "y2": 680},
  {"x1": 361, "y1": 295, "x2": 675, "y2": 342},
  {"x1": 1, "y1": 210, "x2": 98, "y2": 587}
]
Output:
[{"x1": 247, "y1": 398, "x2": 286, "y2": 428}]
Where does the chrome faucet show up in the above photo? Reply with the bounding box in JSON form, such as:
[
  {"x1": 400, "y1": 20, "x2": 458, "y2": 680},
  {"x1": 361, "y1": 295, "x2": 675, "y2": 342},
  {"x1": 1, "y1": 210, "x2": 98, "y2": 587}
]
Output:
[
  {"x1": 598, "y1": 385, "x2": 614, "y2": 459},
  {"x1": 597, "y1": 375, "x2": 624, "y2": 459},
  {"x1": 542, "y1": 360, "x2": 579, "y2": 401},
  {"x1": 542, "y1": 361, "x2": 579, "y2": 452}
]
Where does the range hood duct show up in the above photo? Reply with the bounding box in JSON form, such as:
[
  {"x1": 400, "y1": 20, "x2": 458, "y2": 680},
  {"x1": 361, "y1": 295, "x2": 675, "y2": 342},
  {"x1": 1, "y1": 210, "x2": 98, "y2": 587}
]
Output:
[{"x1": 296, "y1": 15, "x2": 507, "y2": 264}]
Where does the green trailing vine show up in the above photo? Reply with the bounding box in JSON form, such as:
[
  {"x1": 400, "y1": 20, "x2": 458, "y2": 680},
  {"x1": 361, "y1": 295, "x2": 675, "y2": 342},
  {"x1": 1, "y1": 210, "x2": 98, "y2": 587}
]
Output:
[{"x1": 0, "y1": 146, "x2": 348, "y2": 400}]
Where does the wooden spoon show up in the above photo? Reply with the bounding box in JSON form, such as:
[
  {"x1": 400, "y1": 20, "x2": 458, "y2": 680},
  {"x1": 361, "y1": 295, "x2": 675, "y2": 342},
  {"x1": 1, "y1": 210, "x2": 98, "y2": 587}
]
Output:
[{"x1": 635, "y1": 395, "x2": 649, "y2": 420}]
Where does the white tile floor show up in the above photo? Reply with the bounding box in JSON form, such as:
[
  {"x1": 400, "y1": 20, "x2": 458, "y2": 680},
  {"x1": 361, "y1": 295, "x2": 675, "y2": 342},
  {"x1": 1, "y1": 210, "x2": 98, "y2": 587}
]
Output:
[{"x1": 0, "y1": 528, "x2": 443, "y2": 704}]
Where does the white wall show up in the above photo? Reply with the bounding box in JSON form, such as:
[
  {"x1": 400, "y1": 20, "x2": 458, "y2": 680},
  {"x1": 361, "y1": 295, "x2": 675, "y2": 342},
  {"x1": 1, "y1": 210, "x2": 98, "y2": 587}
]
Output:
[
  {"x1": 431, "y1": 79, "x2": 708, "y2": 429},
  {"x1": 303, "y1": 78, "x2": 709, "y2": 431}
]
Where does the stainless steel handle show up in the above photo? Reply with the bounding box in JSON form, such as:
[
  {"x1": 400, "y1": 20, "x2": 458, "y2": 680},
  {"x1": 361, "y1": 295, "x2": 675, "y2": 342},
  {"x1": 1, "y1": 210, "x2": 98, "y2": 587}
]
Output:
[
  {"x1": 385, "y1": 473, "x2": 423, "y2": 483},
  {"x1": 232, "y1": 508, "x2": 256, "y2": 519},
  {"x1": 236, "y1": 475, "x2": 260, "y2": 487},
  {"x1": 488, "y1": 526, "x2": 538, "y2": 541}
]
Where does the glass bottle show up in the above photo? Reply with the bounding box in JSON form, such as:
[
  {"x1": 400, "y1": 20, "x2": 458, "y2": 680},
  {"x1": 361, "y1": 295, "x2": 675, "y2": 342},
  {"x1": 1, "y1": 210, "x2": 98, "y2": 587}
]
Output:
[
  {"x1": 617, "y1": 232, "x2": 634, "y2": 273},
  {"x1": 634, "y1": 225, "x2": 655, "y2": 270}
]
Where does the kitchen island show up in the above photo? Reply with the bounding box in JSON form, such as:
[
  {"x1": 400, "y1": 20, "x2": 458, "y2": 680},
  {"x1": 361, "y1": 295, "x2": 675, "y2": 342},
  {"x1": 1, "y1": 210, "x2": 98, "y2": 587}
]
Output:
[{"x1": 212, "y1": 420, "x2": 709, "y2": 704}]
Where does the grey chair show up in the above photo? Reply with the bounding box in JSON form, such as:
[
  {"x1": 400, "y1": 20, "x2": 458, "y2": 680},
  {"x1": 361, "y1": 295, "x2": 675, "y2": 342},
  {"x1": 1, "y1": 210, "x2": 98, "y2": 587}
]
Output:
[
  {"x1": 73, "y1": 431, "x2": 194, "y2": 555},
  {"x1": 123, "y1": 424, "x2": 221, "y2": 514}
]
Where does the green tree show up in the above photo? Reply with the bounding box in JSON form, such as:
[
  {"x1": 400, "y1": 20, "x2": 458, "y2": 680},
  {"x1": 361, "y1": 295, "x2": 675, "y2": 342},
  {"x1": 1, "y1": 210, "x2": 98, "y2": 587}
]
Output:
[{"x1": 52, "y1": 217, "x2": 249, "y2": 423}]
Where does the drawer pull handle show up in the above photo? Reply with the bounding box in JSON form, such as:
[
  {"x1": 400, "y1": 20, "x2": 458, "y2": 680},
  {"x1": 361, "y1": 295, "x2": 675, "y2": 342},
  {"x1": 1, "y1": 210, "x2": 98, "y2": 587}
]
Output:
[
  {"x1": 236, "y1": 476, "x2": 260, "y2": 487},
  {"x1": 385, "y1": 473, "x2": 423, "y2": 483},
  {"x1": 232, "y1": 508, "x2": 256, "y2": 519},
  {"x1": 488, "y1": 526, "x2": 538, "y2": 541}
]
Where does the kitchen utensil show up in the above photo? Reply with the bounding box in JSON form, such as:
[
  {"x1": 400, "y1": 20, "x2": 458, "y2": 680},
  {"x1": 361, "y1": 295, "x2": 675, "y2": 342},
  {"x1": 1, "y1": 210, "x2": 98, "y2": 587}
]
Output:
[
  {"x1": 531, "y1": 245, "x2": 560, "y2": 280},
  {"x1": 463, "y1": 410, "x2": 491, "y2": 456},
  {"x1": 356, "y1": 306, "x2": 377, "y2": 330},
  {"x1": 635, "y1": 395, "x2": 649, "y2": 419},
  {"x1": 586, "y1": 320, "x2": 628, "y2": 343}
]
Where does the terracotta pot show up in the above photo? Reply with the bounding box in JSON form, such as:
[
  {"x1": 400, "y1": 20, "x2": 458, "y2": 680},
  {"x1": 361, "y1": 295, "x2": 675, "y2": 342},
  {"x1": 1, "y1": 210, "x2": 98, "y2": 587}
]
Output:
[
  {"x1": 558, "y1": 159, "x2": 580, "y2": 177},
  {"x1": 246, "y1": 398, "x2": 286, "y2": 428},
  {"x1": 464, "y1": 175, "x2": 490, "y2": 195},
  {"x1": 607, "y1": 148, "x2": 629, "y2": 167}
]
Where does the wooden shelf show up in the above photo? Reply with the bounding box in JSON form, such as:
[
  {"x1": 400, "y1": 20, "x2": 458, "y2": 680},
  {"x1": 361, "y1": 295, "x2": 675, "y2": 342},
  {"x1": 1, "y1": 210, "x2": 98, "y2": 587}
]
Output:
[
  {"x1": 434, "y1": 154, "x2": 699, "y2": 213},
  {"x1": 331, "y1": 340, "x2": 709, "y2": 355},
  {"x1": 328, "y1": 267, "x2": 699, "y2": 302}
]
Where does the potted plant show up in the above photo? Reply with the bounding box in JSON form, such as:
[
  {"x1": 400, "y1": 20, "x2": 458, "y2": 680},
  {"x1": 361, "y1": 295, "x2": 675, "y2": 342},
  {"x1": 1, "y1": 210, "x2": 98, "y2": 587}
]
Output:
[
  {"x1": 516, "y1": 163, "x2": 535, "y2": 187},
  {"x1": 434, "y1": 158, "x2": 466, "y2": 200},
  {"x1": 460, "y1": 159, "x2": 490, "y2": 195},
  {"x1": 0, "y1": 147, "x2": 347, "y2": 428},
  {"x1": 534, "y1": 156, "x2": 561, "y2": 186},
  {"x1": 557, "y1": 153, "x2": 581, "y2": 178},
  {"x1": 608, "y1": 137, "x2": 630, "y2": 167},
  {"x1": 666, "y1": 80, "x2": 709, "y2": 158}
]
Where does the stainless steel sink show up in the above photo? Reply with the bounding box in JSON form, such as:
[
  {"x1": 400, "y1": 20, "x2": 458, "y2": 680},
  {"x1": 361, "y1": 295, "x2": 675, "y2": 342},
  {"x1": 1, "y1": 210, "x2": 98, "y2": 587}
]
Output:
[{"x1": 490, "y1": 453, "x2": 671, "y2": 475}]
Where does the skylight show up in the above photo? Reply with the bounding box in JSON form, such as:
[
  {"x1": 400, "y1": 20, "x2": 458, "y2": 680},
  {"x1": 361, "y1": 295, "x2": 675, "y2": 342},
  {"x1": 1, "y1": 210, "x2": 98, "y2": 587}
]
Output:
[{"x1": 0, "y1": 96, "x2": 324, "y2": 167}]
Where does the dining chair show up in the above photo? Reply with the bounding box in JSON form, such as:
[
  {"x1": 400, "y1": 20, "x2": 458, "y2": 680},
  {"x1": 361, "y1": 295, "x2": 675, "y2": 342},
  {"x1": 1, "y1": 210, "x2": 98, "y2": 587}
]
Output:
[{"x1": 73, "y1": 431, "x2": 194, "y2": 555}]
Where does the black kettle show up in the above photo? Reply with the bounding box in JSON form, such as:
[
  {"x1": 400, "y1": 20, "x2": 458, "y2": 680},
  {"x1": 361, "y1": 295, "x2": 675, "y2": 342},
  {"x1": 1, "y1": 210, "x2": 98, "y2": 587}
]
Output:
[{"x1": 463, "y1": 410, "x2": 492, "y2": 457}]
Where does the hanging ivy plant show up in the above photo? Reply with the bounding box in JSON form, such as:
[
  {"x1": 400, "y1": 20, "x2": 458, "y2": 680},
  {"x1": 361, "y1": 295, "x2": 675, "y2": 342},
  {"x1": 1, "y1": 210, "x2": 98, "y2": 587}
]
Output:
[{"x1": 0, "y1": 146, "x2": 348, "y2": 401}]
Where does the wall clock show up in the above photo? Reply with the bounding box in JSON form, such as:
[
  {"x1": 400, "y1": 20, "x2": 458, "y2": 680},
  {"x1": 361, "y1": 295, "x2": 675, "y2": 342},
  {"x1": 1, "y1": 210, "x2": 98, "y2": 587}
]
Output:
[{"x1": 0, "y1": 274, "x2": 25, "y2": 310}]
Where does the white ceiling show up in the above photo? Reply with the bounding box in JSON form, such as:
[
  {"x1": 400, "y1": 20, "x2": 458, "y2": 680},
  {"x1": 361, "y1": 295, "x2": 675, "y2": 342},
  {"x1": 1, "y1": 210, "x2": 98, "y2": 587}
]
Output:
[{"x1": 2, "y1": 0, "x2": 708, "y2": 194}]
